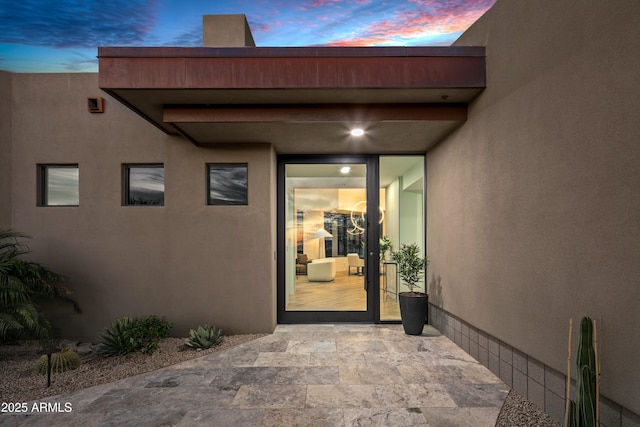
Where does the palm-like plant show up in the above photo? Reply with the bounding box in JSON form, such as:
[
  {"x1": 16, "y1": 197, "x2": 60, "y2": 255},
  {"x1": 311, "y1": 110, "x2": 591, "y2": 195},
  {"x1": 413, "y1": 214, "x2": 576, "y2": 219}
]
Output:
[{"x1": 0, "y1": 230, "x2": 81, "y2": 342}]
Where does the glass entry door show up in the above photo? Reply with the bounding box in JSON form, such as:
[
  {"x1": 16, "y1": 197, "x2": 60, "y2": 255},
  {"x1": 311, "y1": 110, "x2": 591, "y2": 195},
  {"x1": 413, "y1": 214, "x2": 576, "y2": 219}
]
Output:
[
  {"x1": 277, "y1": 155, "x2": 425, "y2": 324},
  {"x1": 278, "y1": 157, "x2": 376, "y2": 323}
]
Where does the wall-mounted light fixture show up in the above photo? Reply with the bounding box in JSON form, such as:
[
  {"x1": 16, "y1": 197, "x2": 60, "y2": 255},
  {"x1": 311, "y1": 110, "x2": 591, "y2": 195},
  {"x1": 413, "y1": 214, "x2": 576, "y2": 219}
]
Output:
[
  {"x1": 350, "y1": 128, "x2": 364, "y2": 137},
  {"x1": 87, "y1": 97, "x2": 104, "y2": 113}
]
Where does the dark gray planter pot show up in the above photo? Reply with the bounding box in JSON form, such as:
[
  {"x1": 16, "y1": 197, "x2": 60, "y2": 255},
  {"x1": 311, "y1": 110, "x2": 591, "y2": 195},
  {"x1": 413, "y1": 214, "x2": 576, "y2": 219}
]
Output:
[{"x1": 399, "y1": 292, "x2": 429, "y2": 335}]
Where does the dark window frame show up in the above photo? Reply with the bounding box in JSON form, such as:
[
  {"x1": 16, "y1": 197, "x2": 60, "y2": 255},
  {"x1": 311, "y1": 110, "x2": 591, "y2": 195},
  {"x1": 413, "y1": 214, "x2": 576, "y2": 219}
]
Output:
[
  {"x1": 38, "y1": 164, "x2": 79, "y2": 207},
  {"x1": 123, "y1": 164, "x2": 165, "y2": 206},
  {"x1": 206, "y1": 163, "x2": 249, "y2": 206}
]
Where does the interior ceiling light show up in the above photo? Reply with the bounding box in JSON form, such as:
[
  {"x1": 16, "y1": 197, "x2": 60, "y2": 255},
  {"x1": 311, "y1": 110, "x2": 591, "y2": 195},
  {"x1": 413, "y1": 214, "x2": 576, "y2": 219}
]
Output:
[
  {"x1": 350, "y1": 128, "x2": 365, "y2": 137},
  {"x1": 348, "y1": 201, "x2": 384, "y2": 235},
  {"x1": 340, "y1": 166, "x2": 351, "y2": 174}
]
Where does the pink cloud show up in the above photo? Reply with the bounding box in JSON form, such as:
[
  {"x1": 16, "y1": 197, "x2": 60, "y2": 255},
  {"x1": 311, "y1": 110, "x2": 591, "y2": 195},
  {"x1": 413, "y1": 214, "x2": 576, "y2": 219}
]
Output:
[
  {"x1": 311, "y1": 0, "x2": 341, "y2": 7},
  {"x1": 326, "y1": 0, "x2": 496, "y2": 45},
  {"x1": 253, "y1": 23, "x2": 271, "y2": 33},
  {"x1": 295, "y1": 17, "x2": 319, "y2": 28}
]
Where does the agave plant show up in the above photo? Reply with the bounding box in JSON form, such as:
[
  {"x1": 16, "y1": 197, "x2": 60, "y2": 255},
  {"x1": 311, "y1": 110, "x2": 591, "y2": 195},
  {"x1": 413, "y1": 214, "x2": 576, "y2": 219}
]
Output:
[
  {"x1": 185, "y1": 324, "x2": 223, "y2": 350},
  {"x1": 96, "y1": 316, "x2": 137, "y2": 356},
  {"x1": 0, "y1": 230, "x2": 81, "y2": 342},
  {"x1": 97, "y1": 315, "x2": 173, "y2": 356}
]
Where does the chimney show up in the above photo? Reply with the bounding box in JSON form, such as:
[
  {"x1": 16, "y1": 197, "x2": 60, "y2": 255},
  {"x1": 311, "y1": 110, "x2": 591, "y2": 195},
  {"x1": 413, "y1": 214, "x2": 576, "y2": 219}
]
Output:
[{"x1": 202, "y1": 14, "x2": 256, "y2": 47}]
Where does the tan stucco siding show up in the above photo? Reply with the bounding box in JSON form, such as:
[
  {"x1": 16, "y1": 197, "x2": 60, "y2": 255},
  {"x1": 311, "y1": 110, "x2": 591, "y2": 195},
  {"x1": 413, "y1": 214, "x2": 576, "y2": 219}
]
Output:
[
  {"x1": 9, "y1": 73, "x2": 277, "y2": 340},
  {"x1": 427, "y1": 0, "x2": 640, "y2": 413},
  {"x1": 0, "y1": 71, "x2": 12, "y2": 229}
]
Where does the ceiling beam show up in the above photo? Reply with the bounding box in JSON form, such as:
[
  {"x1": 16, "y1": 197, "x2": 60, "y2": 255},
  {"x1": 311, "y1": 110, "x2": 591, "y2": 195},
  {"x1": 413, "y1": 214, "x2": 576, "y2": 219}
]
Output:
[{"x1": 164, "y1": 104, "x2": 467, "y2": 124}]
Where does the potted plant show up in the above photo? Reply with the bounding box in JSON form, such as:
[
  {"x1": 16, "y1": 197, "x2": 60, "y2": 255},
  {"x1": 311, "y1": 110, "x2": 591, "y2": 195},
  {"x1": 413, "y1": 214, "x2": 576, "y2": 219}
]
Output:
[
  {"x1": 392, "y1": 243, "x2": 429, "y2": 335},
  {"x1": 379, "y1": 235, "x2": 392, "y2": 261}
]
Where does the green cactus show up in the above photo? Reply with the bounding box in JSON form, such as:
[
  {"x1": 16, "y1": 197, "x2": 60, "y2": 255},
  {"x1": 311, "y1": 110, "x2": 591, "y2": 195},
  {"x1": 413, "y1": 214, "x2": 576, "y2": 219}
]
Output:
[
  {"x1": 565, "y1": 316, "x2": 598, "y2": 427},
  {"x1": 567, "y1": 400, "x2": 577, "y2": 427},
  {"x1": 35, "y1": 348, "x2": 80, "y2": 374},
  {"x1": 184, "y1": 324, "x2": 223, "y2": 350}
]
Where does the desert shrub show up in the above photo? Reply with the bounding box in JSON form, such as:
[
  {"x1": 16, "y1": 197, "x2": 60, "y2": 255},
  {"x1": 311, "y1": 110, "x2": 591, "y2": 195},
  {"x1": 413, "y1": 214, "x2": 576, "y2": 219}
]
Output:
[
  {"x1": 35, "y1": 348, "x2": 80, "y2": 374},
  {"x1": 184, "y1": 324, "x2": 223, "y2": 350},
  {"x1": 135, "y1": 315, "x2": 173, "y2": 354},
  {"x1": 97, "y1": 315, "x2": 173, "y2": 356},
  {"x1": 0, "y1": 230, "x2": 81, "y2": 342},
  {"x1": 96, "y1": 316, "x2": 137, "y2": 356}
]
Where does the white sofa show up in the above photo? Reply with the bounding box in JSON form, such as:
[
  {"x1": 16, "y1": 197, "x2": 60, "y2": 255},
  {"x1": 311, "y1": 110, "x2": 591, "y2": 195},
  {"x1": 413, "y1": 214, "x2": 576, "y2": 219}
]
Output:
[{"x1": 307, "y1": 258, "x2": 336, "y2": 282}]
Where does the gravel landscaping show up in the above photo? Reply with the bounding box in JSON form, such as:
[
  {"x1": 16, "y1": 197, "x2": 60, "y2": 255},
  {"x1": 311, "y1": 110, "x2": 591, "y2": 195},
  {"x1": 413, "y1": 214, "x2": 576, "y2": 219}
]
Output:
[
  {"x1": 0, "y1": 335, "x2": 266, "y2": 403},
  {"x1": 496, "y1": 389, "x2": 561, "y2": 427}
]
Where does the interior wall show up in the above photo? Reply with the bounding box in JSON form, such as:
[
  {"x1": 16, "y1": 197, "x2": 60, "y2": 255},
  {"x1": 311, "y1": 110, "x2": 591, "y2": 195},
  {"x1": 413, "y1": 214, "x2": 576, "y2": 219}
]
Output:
[
  {"x1": 9, "y1": 73, "x2": 277, "y2": 340},
  {"x1": 399, "y1": 187, "x2": 423, "y2": 248},
  {"x1": 0, "y1": 71, "x2": 11, "y2": 229},
  {"x1": 384, "y1": 178, "x2": 400, "y2": 255},
  {"x1": 427, "y1": 0, "x2": 640, "y2": 413},
  {"x1": 399, "y1": 183, "x2": 424, "y2": 293},
  {"x1": 294, "y1": 187, "x2": 368, "y2": 260}
]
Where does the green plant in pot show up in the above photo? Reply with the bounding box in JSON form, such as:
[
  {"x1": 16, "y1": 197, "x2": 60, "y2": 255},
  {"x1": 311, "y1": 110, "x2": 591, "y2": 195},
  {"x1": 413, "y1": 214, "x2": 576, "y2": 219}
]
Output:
[
  {"x1": 392, "y1": 243, "x2": 429, "y2": 335},
  {"x1": 379, "y1": 236, "x2": 392, "y2": 262}
]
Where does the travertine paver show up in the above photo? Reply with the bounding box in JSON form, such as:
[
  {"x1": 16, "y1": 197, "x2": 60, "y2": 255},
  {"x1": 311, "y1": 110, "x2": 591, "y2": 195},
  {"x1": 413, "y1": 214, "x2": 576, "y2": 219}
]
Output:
[{"x1": 2, "y1": 324, "x2": 509, "y2": 426}]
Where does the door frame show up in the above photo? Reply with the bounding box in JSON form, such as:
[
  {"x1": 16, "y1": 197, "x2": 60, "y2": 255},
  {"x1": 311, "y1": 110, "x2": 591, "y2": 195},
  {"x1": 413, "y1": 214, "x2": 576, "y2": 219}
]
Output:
[{"x1": 277, "y1": 154, "x2": 380, "y2": 323}]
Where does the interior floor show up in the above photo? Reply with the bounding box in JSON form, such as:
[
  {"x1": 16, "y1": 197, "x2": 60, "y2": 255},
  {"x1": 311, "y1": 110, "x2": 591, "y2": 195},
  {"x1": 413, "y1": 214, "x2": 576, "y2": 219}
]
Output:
[{"x1": 286, "y1": 271, "x2": 401, "y2": 320}]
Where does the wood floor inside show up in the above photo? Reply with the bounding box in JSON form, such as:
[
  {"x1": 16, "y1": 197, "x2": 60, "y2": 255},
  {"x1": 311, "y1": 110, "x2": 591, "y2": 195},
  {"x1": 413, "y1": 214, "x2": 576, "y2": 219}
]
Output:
[{"x1": 286, "y1": 271, "x2": 401, "y2": 320}]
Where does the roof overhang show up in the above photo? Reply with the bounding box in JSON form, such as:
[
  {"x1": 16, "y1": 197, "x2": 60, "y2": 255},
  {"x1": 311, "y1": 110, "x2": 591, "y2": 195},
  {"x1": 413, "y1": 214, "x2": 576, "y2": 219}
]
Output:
[{"x1": 98, "y1": 46, "x2": 485, "y2": 152}]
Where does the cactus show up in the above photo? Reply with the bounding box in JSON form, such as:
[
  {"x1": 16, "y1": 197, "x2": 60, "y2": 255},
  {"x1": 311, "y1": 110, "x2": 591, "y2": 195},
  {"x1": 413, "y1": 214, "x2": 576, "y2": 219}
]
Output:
[
  {"x1": 184, "y1": 324, "x2": 223, "y2": 350},
  {"x1": 35, "y1": 348, "x2": 80, "y2": 374},
  {"x1": 565, "y1": 317, "x2": 598, "y2": 427}
]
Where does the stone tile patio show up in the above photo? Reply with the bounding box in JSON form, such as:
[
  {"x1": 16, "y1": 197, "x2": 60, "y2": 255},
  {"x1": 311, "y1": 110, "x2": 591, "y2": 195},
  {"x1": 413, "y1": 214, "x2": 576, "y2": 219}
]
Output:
[{"x1": 3, "y1": 324, "x2": 509, "y2": 426}]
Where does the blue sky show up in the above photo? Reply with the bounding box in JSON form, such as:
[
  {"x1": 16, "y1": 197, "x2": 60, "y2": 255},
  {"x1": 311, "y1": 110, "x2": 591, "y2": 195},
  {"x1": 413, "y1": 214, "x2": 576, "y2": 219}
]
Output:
[{"x1": 0, "y1": 0, "x2": 495, "y2": 73}]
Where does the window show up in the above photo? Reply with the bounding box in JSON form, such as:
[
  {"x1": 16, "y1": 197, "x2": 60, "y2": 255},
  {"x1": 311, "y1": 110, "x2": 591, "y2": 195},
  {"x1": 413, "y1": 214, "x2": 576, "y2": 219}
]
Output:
[
  {"x1": 39, "y1": 165, "x2": 79, "y2": 206},
  {"x1": 124, "y1": 164, "x2": 164, "y2": 206},
  {"x1": 324, "y1": 212, "x2": 365, "y2": 257},
  {"x1": 207, "y1": 164, "x2": 248, "y2": 205}
]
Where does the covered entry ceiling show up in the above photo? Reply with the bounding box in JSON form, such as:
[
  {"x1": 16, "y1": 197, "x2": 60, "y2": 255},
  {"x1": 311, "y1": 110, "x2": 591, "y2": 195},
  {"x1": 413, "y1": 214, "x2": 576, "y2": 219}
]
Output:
[{"x1": 98, "y1": 46, "x2": 485, "y2": 153}]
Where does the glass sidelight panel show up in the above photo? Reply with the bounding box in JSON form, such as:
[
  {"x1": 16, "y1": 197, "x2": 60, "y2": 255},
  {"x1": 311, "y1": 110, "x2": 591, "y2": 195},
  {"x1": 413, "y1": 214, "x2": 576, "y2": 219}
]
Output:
[
  {"x1": 285, "y1": 163, "x2": 368, "y2": 312},
  {"x1": 379, "y1": 156, "x2": 425, "y2": 321}
]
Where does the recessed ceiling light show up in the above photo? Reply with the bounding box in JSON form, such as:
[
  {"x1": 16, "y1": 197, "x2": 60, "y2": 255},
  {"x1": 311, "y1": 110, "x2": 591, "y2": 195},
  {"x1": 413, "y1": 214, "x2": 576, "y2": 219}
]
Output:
[
  {"x1": 350, "y1": 128, "x2": 365, "y2": 137},
  {"x1": 340, "y1": 166, "x2": 351, "y2": 174}
]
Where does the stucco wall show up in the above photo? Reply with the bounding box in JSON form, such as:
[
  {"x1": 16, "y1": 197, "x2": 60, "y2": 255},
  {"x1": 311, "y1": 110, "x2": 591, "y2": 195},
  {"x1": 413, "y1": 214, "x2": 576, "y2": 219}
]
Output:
[
  {"x1": 0, "y1": 71, "x2": 11, "y2": 229},
  {"x1": 427, "y1": 0, "x2": 640, "y2": 414},
  {"x1": 202, "y1": 14, "x2": 255, "y2": 47},
  {"x1": 9, "y1": 73, "x2": 277, "y2": 340}
]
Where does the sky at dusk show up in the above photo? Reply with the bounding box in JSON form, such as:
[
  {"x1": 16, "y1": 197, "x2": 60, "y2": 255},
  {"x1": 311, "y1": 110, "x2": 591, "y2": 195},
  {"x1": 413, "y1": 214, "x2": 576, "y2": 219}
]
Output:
[{"x1": 0, "y1": 0, "x2": 496, "y2": 73}]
